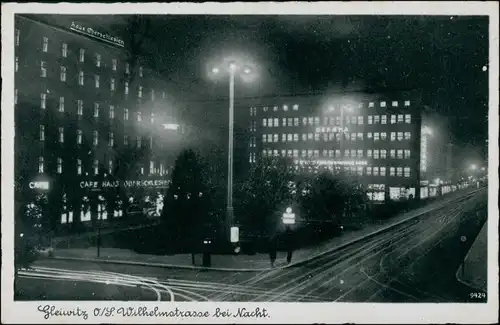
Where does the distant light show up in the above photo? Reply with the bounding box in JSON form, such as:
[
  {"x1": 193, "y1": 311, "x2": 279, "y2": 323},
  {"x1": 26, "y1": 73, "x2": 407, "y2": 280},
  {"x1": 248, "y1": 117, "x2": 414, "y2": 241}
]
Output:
[
  {"x1": 20, "y1": 233, "x2": 24, "y2": 238},
  {"x1": 212, "y1": 67, "x2": 220, "y2": 74},
  {"x1": 470, "y1": 164, "x2": 477, "y2": 170},
  {"x1": 481, "y1": 167, "x2": 486, "y2": 171},
  {"x1": 434, "y1": 178, "x2": 441, "y2": 184},
  {"x1": 286, "y1": 207, "x2": 292, "y2": 213},
  {"x1": 228, "y1": 61, "x2": 237, "y2": 70},
  {"x1": 482, "y1": 65, "x2": 487, "y2": 72},
  {"x1": 243, "y1": 66, "x2": 251, "y2": 74},
  {"x1": 163, "y1": 123, "x2": 180, "y2": 130}
]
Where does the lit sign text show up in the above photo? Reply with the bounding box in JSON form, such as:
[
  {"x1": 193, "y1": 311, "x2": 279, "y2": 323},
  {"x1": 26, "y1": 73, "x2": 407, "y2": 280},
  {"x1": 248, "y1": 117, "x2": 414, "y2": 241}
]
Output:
[{"x1": 70, "y1": 22, "x2": 124, "y2": 47}]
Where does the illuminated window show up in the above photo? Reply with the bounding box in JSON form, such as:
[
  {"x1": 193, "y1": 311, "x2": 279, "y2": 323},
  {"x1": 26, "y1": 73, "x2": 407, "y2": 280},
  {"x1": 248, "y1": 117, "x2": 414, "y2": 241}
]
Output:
[
  {"x1": 78, "y1": 71, "x2": 84, "y2": 85},
  {"x1": 15, "y1": 89, "x2": 18, "y2": 104},
  {"x1": 335, "y1": 116, "x2": 341, "y2": 126},
  {"x1": 273, "y1": 134, "x2": 278, "y2": 142},
  {"x1": 57, "y1": 158, "x2": 63, "y2": 174},
  {"x1": 39, "y1": 125, "x2": 45, "y2": 141},
  {"x1": 93, "y1": 130, "x2": 98, "y2": 146},
  {"x1": 15, "y1": 29, "x2": 20, "y2": 46},
  {"x1": 125, "y1": 63, "x2": 130, "y2": 74},
  {"x1": 124, "y1": 108, "x2": 129, "y2": 120},
  {"x1": 390, "y1": 132, "x2": 396, "y2": 141},
  {"x1": 358, "y1": 116, "x2": 364, "y2": 125},
  {"x1": 314, "y1": 117, "x2": 320, "y2": 126},
  {"x1": 397, "y1": 150, "x2": 403, "y2": 159},
  {"x1": 294, "y1": 117, "x2": 299, "y2": 126},
  {"x1": 79, "y1": 49, "x2": 85, "y2": 62},
  {"x1": 288, "y1": 117, "x2": 293, "y2": 126},
  {"x1": 404, "y1": 132, "x2": 411, "y2": 140},
  {"x1": 345, "y1": 150, "x2": 350, "y2": 157},
  {"x1": 93, "y1": 102, "x2": 99, "y2": 117},
  {"x1": 373, "y1": 167, "x2": 379, "y2": 176},
  {"x1": 404, "y1": 150, "x2": 411, "y2": 159},
  {"x1": 136, "y1": 136, "x2": 142, "y2": 148},
  {"x1": 357, "y1": 132, "x2": 363, "y2": 141},
  {"x1": 139, "y1": 66, "x2": 143, "y2": 77},
  {"x1": 380, "y1": 167, "x2": 386, "y2": 176},
  {"x1": 335, "y1": 149, "x2": 341, "y2": 158},
  {"x1": 94, "y1": 75, "x2": 100, "y2": 88},
  {"x1": 397, "y1": 167, "x2": 403, "y2": 177},
  {"x1": 367, "y1": 150, "x2": 372, "y2": 158},
  {"x1": 351, "y1": 116, "x2": 357, "y2": 125},
  {"x1": 273, "y1": 106, "x2": 278, "y2": 112},
  {"x1": 96, "y1": 54, "x2": 101, "y2": 67},
  {"x1": 366, "y1": 167, "x2": 372, "y2": 176},
  {"x1": 369, "y1": 102, "x2": 374, "y2": 108},
  {"x1": 38, "y1": 157, "x2": 44, "y2": 173},
  {"x1": 151, "y1": 89, "x2": 155, "y2": 101},
  {"x1": 301, "y1": 134, "x2": 307, "y2": 142},
  {"x1": 404, "y1": 167, "x2": 411, "y2": 177},
  {"x1": 109, "y1": 132, "x2": 114, "y2": 147},
  {"x1": 374, "y1": 132, "x2": 380, "y2": 141},
  {"x1": 283, "y1": 105, "x2": 288, "y2": 111},
  {"x1": 293, "y1": 133, "x2": 299, "y2": 142},
  {"x1": 380, "y1": 149, "x2": 387, "y2": 159},
  {"x1": 93, "y1": 160, "x2": 99, "y2": 175},
  {"x1": 138, "y1": 85, "x2": 143, "y2": 98},
  {"x1": 390, "y1": 149, "x2": 396, "y2": 158},
  {"x1": 263, "y1": 106, "x2": 268, "y2": 112},
  {"x1": 281, "y1": 149, "x2": 286, "y2": 157},
  {"x1": 367, "y1": 132, "x2": 372, "y2": 139},
  {"x1": 392, "y1": 101, "x2": 398, "y2": 107},
  {"x1": 281, "y1": 134, "x2": 286, "y2": 142},
  {"x1": 42, "y1": 36, "x2": 48, "y2": 52},
  {"x1": 374, "y1": 150, "x2": 379, "y2": 159},
  {"x1": 77, "y1": 159, "x2": 82, "y2": 175},
  {"x1": 345, "y1": 133, "x2": 350, "y2": 141},
  {"x1": 391, "y1": 115, "x2": 396, "y2": 124},
  {"x1": 380, "y1": 101, "x2": 386, "y2": 107},
  {"x1": 374, "y1": 115, "x2": 380, "y2": 124},
  {"x1": 381, "y1": 115, "x2": 387, "y2": 124},
  {"x1": 112, "y1": 59, "x2": 117, "y2": 71},
  {"x1": 397, "y1": 114, "x2": 404, "y2": 124},
  {"x1": 137, "y1": 112, "x2": 142, "y2": 122},
  {"x1": 108, "y1": 159, "x2": 113, "y2": 174},
  {"x1": 274, "y1": 118, "x2": 279, "y2": 126},
  {"x1": 124, "y1": 135, "x2": 129, "y2": 146},
  {"x1": 61, "y1": 43, "x2": 68, "y2": 57},
  {"x1": 293, "y1": 104, "x2": 299, "y2": 111},
  {"x1": 110, "y1": 78, "x2": 115, "y2": 91},
  {"x1": 76, "y1": 129, "x2": 82, "y2": 144},
  {"x1": 60, "y1": 66, "x2": 66, "y2": 82},
  {"x1": 390, "y1": 167, "x2": 395, "y2": 176},
  {"x1": 282, "y1": 118, "x2": 287, "y2": 127},
  {"x1": 357, "y1": 166, "x2": 363, "y2": 176},
  {"x1": 345, "y1": 116, "x2": 350, "y2": 125},
  {"x1": 125, "y1": 81, "x2": 129, "y2": 95},
  {"x1": 351, "y1": 133, "x2": 357, "y2": 142},
  {"x1": 293, "y1": 150, "x2": 299, "y2": 157},
  {"x1": 40, "y1": 61, "x2": 47, "y2": 77},
  {"x1": 77, "y1": 100, "x2": 83, "y2": 115},
  {"x1": 404, "y1": 100, "x2": 411, "y2": 107},
  {"x1": 405, "y1": 114, "x2": 411, "y2": 124},
  {"x1": 149, "y1": 161, "x2": 155, "y2": 175},
  {"x1": 397, "y1": 132, "x2": 403, "y2": 141},
  {"x1": 357, "y1": 150, "x2": 363, "y2": 158},
  {"x1": 15, "y1": 56, "x2": 19, "y2": 72},
  {"x1": 58, "y1": 127, "x2": 64, "y2": 143}
]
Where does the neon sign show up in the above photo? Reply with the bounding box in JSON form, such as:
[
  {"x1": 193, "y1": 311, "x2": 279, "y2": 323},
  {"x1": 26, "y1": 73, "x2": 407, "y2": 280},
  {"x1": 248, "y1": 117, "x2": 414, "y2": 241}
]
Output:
[
  {"x1": 29, "y1": 181, "x2": 49, "y2": 190},
  {"x1": 70, "y1": 22, "x2": 124, "y2": 48},
  {"x1": 80, "y1": 179, "x2": 169, "y2": 190}
]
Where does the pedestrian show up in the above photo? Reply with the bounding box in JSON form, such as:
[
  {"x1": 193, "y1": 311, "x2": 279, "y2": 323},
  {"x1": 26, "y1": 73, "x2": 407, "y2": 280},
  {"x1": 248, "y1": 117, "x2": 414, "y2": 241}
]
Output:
[
  {"x1": 285, "y1": 226, "x2": 294, "y2": 264},
  {"x1": 268, "y1": 236, "x2": 277, "y2": 267}
]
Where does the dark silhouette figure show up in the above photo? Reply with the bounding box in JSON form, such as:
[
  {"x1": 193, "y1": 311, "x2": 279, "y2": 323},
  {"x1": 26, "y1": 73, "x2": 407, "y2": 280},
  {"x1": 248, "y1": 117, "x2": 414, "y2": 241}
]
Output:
[
  {"x1": 284, "y1": 226, "x2": 294, "y2": 264},
  {"x1": 268, "y1": 236, "x2": 278, "y2": 267}
]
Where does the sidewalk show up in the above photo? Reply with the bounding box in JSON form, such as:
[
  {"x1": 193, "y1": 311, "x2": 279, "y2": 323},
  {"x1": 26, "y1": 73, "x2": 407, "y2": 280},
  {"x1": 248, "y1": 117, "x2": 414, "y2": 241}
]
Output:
[
  {"x1": 456, "y1": 222, "x2": 488, "y2": 292},
  {"x1": 51, "y1": 188, "x2": 483, "y2": 272}
]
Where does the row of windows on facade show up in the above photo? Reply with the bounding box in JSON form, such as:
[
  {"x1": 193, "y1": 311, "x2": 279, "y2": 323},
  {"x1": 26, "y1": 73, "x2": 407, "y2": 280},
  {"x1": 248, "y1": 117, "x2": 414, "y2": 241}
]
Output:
[
  {"x1": 259, "y1": 131, "x2": 412, "y2": 144},
  {"x1": 17, "y1": 92, "x2": 159, "y2": 123},
  {"x1": 259, "y1": 148, "x2": 412, "y2": 160},
  {"x1": 36, "y1": 156, "x2": 167, "y2": 176},
  {"x1": 249, "y1": 100, "x2": 412, "y2": 116},
  {"x1": 28, "y1": 61, "x2": 161, "y2": 100},
  {"x1": 261, "y1": 114, "x2": 412, "y2": 128},
  {"x1": 38, "y1": 126, "x2": 155, "y2": 148},
  {"x1": 15, "y1": 31, "x2": 147, "y2": 78}
]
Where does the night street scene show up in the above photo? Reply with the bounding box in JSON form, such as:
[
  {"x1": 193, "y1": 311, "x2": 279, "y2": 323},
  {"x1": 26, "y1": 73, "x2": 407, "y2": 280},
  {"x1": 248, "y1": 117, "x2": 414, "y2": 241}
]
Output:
[{"x1": 12, "y1": 13, "x2": 490, "y2": 303}]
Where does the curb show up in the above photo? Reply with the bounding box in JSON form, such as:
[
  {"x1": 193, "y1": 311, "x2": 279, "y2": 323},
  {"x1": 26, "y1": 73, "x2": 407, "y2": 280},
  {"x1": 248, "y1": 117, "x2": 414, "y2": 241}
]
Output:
[{"x1": 50, "y1": 188, "x2": 485, "y2": 272}]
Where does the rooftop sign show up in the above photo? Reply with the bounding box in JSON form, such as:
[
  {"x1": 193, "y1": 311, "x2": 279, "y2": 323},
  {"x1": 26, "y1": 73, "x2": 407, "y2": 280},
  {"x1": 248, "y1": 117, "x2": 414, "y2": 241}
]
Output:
[{"x1": 70, "y1": 22, "x2": 124, "y2": 48}]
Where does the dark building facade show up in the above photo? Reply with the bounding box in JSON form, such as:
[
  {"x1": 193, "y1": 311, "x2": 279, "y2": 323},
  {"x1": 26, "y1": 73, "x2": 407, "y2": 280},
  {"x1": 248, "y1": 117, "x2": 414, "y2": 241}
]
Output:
[
  {"x1": 14, "y1": 15, "x2": 183, "y2": 234},
  {"x1": 239, "y1": 90, "x2": 423, "y2": 202}
]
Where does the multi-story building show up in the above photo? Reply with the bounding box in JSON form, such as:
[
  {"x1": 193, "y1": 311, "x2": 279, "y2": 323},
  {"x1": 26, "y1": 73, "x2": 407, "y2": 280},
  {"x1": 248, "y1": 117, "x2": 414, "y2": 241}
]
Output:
[
  {"x1": 14, "y1": 15, "x2": 183, "y2": 234},
  {"x1": 241, "y1": 90, "x2": 423, "y2": 202}
]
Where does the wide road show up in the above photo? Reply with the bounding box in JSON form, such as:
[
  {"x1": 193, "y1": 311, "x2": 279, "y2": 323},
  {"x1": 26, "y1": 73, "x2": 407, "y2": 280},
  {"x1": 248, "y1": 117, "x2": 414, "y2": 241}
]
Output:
[{"x1": 15, "y1": 188, "x2": 488, "y2": 302}]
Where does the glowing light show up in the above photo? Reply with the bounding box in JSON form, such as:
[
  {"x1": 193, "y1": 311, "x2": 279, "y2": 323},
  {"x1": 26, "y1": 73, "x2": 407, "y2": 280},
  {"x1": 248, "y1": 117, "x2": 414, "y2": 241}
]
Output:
[
  {"x1": 243, "y1": 66, "x2": 251, "y2": 74},
  {"x1": 163, "y1": 123, "x2": 180, "y2": 130},
  {"x1": 230, "y1": 226, "x2": 239, "y2": 243},
  {"x1": 228, "y1": 61, "x2": 237, "y2": 70},
  {"x1": 212, "y1": 67, "x2": 220, "y2": 74},
  {"x1": 286, "y1": 207, "x2": 292, "y2": 213},
  {"x1": 482, "y1": 65, "x2": 487, "y2": 72},
  {"x1": 470, "y1": 164, "x2": 477, "y2": 171}
]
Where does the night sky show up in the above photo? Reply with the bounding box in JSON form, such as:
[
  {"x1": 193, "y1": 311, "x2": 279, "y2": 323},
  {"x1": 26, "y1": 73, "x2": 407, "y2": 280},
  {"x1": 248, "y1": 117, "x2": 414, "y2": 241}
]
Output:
[{"x1": 54, "y1": 14, "x2": 490, "y2": 161}]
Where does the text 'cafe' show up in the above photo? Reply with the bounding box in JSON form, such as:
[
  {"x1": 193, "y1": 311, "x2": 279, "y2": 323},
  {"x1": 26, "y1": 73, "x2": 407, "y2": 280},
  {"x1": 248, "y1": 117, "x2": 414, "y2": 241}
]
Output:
[{"x1": 79, "y1": 179, "x2": 170, "y2": 190}]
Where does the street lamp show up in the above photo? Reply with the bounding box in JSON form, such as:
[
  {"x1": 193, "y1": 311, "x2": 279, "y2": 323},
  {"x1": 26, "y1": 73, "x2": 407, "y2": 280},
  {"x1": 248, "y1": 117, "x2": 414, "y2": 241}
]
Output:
[{"x1": 211, "y1": 60, "x2": 254, "y2": 242}]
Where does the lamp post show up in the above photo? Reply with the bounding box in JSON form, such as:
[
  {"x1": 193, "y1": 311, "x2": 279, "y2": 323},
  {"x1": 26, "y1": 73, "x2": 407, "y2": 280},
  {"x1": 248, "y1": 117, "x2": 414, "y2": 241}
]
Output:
[{"x1": 212, "y1": 61, "x2": 253, "y2": 242}]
